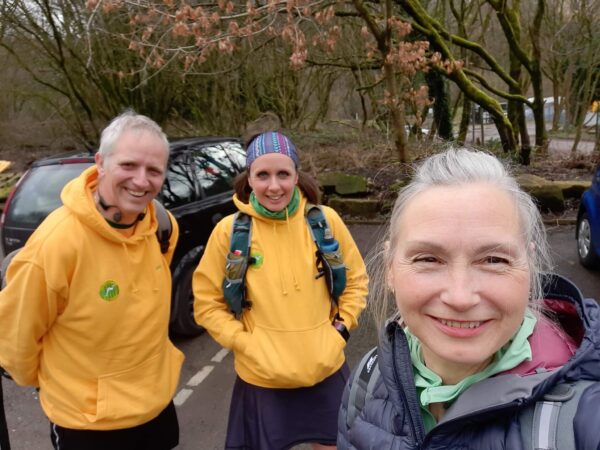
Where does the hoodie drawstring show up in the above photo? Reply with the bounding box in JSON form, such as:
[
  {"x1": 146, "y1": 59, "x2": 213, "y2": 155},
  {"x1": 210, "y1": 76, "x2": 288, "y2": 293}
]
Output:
[
  {"x1": 284, "y1": 207, "x2": 300, "y2": 292},
  {"x1": 273, "y1": 222, "x2": 288, "y2": 296}
]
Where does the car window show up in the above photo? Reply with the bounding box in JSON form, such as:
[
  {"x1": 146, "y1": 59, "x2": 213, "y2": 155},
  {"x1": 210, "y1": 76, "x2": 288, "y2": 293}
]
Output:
[
  {"x1": 5, "y1": 163, "x2": 91, "y2": 227},
  {"x1": 161, "y1": 152, "x2": 197, "y2": 208},
  {"x1": 190, "y1": 141, "x2": 245, "y2": 197}
]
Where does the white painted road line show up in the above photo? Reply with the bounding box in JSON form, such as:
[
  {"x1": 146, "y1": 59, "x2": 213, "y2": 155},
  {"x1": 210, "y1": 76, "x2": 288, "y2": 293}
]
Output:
[
  {"x1": 173, "y1": 388, "x2": 194, "y2": 406},
  {"x1": 174, "y1": 348, "x2": 229, "y2": 406},
  {"x1": 211, "y1": 348, "x2": 230, "y2": 363},
  {"x1": 187, "y1": 365, "x2": 215, "y2": 387}
]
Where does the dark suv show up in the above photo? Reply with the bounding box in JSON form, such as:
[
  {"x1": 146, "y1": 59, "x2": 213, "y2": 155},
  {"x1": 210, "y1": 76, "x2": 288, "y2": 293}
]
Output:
[{"x1": 0, "y1": 137, "x2": 246, "y2": 336}]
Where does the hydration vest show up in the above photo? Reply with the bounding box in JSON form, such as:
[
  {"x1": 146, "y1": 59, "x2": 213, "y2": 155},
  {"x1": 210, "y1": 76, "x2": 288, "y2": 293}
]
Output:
[{"x1": 221, "y1": 204, "x2": 347, "y2": 318}]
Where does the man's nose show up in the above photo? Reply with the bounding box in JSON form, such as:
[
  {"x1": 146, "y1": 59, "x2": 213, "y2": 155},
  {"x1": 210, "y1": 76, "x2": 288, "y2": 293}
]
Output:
[{"x1": 132, "y1": 168, "x2": 151, "y2": 187}]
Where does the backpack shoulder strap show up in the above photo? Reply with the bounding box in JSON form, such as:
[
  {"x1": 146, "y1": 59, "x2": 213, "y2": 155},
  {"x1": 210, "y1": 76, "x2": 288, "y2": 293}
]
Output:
[
  {"x1": 229, "y1": 212, "x2": 252, "y2": 253},
  {"x1": 304, "y1": 203, "x2": 347, "y2": 305},
  {"x1": 221, "y1": 212, "x2": 253, "y2": 318},
  {"x1": 520, "y1": 379, "x2": 595, "y2": 450},
  {"x1": 346, "y1": 346, "x2": 380, "y2": 429},
  {"x1": 153, "y1": 200, "x2": 172, "y2": 254},
  {"x1": 305, "y1": 203, "x2": 336, "y2": 255},
  {"x1": 305, "y1": 203, "x2": 329, "y2": 242}
]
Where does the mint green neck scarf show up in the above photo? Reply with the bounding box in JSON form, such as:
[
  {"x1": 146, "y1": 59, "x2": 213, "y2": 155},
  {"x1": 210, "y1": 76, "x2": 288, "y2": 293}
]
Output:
[
  {"x1": 406, "y1": 309, "x2": 537, "y2": 432},
  {"x1": 250, "y1": 186, "x2": 300, "y2": 220}
]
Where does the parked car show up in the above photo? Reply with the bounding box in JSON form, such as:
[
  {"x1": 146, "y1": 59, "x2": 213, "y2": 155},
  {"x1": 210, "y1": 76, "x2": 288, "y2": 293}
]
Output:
[
  {"x1": 0, "y1": 137, "x2": 246, "y2": 336},
  {"x1": 576, "y1": 163, "x2": 600, "y2": 269}
]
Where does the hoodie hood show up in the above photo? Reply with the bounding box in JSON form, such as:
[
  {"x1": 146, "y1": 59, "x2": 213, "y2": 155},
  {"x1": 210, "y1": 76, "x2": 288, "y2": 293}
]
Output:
[{"x1": 61, "y1": 165, "x2": 160, "y2": 245}]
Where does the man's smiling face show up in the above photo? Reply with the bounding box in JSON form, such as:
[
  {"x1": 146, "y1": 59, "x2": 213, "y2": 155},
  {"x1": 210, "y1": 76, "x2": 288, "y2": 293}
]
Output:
[{"x1": 95, "y1": 130, "x2": 168, "y2": 223}]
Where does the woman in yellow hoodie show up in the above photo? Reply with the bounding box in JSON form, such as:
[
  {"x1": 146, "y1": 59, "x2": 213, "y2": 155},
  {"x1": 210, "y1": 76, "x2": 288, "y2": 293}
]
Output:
[{"x1": 193, "y1": 131, "x2": 368, "y2": 449}]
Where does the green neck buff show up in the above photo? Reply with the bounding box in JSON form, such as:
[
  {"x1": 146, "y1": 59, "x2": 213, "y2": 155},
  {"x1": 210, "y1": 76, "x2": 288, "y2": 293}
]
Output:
[{"x1": 250, "y1": 186, "x2": 300, "y2": 219}]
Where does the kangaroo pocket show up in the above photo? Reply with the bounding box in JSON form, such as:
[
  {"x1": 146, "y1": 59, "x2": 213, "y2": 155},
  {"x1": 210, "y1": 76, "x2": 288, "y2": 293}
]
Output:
[
  {"x1": 86, "y1": 344, "x2": 184, "y2": 424},
  {"x1": 236, "y1": 320, "x2": 346, "y2": 388}
]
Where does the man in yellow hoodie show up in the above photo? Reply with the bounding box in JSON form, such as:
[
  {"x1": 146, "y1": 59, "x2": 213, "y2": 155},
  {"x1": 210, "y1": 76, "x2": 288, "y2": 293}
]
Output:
[{"x1": 0, "y1": 111, "x2": 183, "y2": 450}]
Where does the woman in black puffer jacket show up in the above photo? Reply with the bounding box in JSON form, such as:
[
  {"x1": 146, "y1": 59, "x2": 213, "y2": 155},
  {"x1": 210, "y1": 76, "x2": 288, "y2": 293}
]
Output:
[{"x1": 338, "y1": 148, "x2": 600, "y2": 450}]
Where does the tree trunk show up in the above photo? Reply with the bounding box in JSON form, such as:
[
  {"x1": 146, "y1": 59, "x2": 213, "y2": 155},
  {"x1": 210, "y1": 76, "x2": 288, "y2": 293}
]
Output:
[
  {"x1": 486, "y1": 0, "x2": 547, "y2": 152},
  {"x1": 552, "y1": 87, "x2": 561, "y2": 132},
  {"x1": 457, "y1": 95, "x2": 470, "y2": 145},
  {"x1": 384, "y1": 63, "x2": 408, "y2": 162},
  {"x1": 426, "y1": 70, "x2": 453, "y2": 140},
  {"x1": 528, "y1": 0, "x2": 548, "y2": 151},
  {"x1": 445, "y1": 68, "x2": 517, "y2": 152},
  {"x1": 530, "y1": 62, "x2": 548, "y2": 151},
  {"x1": 516, "y1": 103, "x2": 532, "y2": 165},
  {"x1": 492, "y1": 115, "x2": 518, "y2": 153}
]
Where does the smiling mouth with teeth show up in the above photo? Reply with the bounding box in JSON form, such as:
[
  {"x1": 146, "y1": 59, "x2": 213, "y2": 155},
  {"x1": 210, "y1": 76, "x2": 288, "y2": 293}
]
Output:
[
  {"x1": 438, "y1": 319, "x2": 483, "y2": 329},
  {"x1": 127, "y1": 190, "x2": 146, "y2": 197}
]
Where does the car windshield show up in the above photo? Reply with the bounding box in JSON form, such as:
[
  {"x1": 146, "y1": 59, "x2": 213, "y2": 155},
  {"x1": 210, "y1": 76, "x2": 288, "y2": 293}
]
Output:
[
  {"x1": 5, "y1": 163, "x2": 91, "y2": 227},
  {"x1": 193, "y1": 141, "x2": 245, "y2": 197}
]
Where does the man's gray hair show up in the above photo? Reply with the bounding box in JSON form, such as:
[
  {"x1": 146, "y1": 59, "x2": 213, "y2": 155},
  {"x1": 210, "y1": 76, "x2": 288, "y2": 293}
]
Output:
[
  {"x1": 98, "y1": 110, "x2": 169, "y2": 159},
  {"x1": 369, "y1": 147, "x2": 553, "y2": 327}
]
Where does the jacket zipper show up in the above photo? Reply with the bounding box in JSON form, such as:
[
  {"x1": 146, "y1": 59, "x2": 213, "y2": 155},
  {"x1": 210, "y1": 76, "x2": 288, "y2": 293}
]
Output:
[{"x1": 391, "y1": 326, "x2": 426, "y2": 448}]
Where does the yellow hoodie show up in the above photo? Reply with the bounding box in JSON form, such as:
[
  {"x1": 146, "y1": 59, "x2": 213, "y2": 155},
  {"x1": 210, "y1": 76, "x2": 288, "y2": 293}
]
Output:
[
  {"x1": 193, "y1": 193, "x2": 368, "y2": 388},
  {"x1": 0, "y1": 166, "x2": 184, "y2": 429}
]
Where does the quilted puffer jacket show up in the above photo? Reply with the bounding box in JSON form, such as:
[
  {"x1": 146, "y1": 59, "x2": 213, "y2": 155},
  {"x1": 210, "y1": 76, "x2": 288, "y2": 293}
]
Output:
[{"x1": 338, "y1": 274, "x2": 600, "y2": 450}]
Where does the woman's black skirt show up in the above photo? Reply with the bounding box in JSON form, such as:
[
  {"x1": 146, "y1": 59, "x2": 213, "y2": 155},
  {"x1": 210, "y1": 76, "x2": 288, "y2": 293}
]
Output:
[{"x1": 225, "y1": 363, "x2": 350, "y2": 450}]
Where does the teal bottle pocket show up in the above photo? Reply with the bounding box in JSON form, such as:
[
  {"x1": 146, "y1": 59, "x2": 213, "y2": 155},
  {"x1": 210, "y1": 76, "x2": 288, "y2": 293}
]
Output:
[
  {"x1": 318, "y1": 248, "x2": 347, "y2": 301},
  {"x1": 224, "y1": 252, "x2": 248, "y2": 280},
  {"x1": 222, "y1": 252, "x2": 250, "y2": 317}
]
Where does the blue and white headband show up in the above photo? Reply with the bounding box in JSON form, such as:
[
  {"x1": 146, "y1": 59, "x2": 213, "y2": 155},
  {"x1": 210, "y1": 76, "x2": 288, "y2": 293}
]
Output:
[{"x1": 246, "y1": 131, "x2": 300, "y2": 169}]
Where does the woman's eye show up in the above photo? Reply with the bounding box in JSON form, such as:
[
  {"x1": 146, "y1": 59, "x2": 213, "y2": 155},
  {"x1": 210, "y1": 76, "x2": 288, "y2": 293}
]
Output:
[
  {"x1": 277, "y1": 171, "x2": 290, "y2": 178},
  {"x1": 484, "y1": 256, "x2": 509, "y2": 264},
  {"x1": 414, "y1": 256, "x2": 438, "y2": 264}
]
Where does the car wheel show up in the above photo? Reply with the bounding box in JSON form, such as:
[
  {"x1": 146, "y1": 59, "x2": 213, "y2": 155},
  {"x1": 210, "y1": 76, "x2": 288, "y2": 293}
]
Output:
[
  {"x1": 577, "y1": 212, "x2": 600, "y2": 269},
  {"x1": 171, "y1": 263, "x2": 204, "y2": 337}
]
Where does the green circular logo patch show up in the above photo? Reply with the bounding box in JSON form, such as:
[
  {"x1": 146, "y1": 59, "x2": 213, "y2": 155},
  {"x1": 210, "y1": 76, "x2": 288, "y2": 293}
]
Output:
[
  {"x1": 99, "y1": 280, "x2": 120, "y2": 301},
  {"x1": 251, "y1": 251, "x2": 264, "y2": 268}
]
